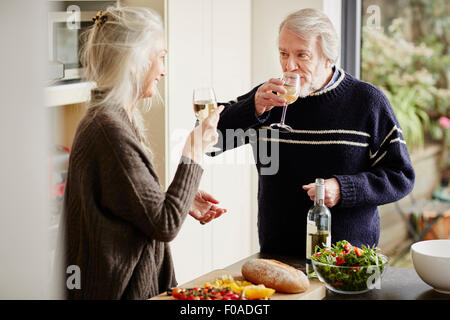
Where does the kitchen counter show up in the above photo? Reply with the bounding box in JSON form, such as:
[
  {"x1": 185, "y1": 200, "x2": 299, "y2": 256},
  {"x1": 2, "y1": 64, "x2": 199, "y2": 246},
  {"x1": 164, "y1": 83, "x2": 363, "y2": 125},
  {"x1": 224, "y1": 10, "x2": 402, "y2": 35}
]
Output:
[
  {"x1": 151, "y1": 252, "x2": 326, "y2": 300},
  {"x1": 225, "y1": 252, "x2": 450, "y2": 300}
]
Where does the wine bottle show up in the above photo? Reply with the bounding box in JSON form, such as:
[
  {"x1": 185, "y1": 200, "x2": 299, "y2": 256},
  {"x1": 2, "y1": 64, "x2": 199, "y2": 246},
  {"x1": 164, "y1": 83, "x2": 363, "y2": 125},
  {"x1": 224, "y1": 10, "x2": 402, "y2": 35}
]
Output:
[{"x1": 305, "y1": 178, "x2": 331, "y2": 278}]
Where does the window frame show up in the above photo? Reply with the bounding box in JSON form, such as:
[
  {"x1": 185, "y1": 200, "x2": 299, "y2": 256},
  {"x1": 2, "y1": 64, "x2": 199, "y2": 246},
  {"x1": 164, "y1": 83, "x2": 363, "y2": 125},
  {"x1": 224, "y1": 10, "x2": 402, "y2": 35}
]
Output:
[{"x1": 341, "y1": 0, "x2": 362, "y2": 79}]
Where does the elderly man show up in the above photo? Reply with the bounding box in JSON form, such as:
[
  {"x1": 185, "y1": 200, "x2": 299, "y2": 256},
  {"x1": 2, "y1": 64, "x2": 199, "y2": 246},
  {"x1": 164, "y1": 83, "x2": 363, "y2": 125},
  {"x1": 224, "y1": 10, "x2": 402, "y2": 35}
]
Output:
[{"x1": 213, "y1": 8, "x2": 415, "y2": 257}]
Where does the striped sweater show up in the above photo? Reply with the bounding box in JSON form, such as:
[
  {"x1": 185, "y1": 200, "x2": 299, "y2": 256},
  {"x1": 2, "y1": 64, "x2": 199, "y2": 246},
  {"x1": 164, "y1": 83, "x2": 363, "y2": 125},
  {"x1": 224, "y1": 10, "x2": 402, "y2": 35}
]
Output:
[{"x1": 213, "y1": 69, "x2": 415, "y2": 256}]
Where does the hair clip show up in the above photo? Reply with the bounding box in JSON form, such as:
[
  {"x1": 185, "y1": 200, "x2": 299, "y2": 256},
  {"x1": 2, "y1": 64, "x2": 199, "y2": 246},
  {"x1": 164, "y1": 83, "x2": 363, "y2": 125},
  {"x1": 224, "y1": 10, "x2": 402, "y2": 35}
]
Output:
[{"x1": 92, "y1": 11, "x2": 107, "y2": 27}]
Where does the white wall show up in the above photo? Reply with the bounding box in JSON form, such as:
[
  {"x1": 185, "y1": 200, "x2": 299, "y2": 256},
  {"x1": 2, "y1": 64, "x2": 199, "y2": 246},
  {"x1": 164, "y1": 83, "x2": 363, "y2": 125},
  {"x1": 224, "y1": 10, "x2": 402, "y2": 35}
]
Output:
[
  {"x1": 209, "y1": 0, "x2": 256, "y2": 270},
  {"x1": 0, "y1": 1, "x2": 51, "y2": 299},
  {"x1": 322, "y1": 0, "x2": 342, "y2": 68}
]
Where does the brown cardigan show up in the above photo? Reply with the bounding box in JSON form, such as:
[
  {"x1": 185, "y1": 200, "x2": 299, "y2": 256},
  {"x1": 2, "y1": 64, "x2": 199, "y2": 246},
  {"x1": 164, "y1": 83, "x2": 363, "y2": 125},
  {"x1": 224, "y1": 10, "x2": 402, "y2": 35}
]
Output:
[{"x1": 59, "y1": 106, "x2": 203, "y2": 299}]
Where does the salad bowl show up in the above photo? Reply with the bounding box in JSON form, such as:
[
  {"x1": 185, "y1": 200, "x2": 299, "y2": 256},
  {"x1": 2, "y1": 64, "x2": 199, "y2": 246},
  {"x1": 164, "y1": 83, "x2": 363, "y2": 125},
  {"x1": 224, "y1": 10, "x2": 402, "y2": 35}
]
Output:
[{"x1": 311, "y1": 241, "x2": 389, "y2": 294}]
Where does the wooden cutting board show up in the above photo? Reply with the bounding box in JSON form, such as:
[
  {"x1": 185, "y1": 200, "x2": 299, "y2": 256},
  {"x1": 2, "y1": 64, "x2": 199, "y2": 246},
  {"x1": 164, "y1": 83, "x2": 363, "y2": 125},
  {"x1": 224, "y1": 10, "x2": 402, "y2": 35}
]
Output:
[{"x1": 150, "y1": 269, "x2": 325, "y2": 300}]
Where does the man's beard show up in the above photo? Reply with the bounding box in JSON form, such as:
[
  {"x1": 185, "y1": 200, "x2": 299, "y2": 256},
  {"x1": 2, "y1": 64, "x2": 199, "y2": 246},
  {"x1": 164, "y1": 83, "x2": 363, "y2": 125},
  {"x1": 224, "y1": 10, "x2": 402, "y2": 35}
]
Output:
[{"x1": 298, "y1": 74, "x2": 313, "y2": 97}]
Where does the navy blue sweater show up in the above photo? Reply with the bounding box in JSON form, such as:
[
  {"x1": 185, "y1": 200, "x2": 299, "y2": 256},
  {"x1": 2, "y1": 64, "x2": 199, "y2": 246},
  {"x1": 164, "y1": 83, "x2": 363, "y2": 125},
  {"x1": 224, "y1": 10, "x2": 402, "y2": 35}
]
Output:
[{"x1": 213, "y1": 70, "x2": 415, "y2": 257}]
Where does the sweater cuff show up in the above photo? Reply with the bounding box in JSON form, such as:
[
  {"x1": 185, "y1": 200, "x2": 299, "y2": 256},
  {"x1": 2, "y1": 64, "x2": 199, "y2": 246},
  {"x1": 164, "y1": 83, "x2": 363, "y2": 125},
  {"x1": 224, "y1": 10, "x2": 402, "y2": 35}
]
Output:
[
  {"x1": 173, "y1": 156, "x2": 204, "y2": 202},
  {"x1": 255, "y1": 110, "x2": 272, "y2": 124},
  {"x1": 240, "y1": 93, "x2": 271, "y2": 127},
  {"x1": 333, "y1": 175, "x2": 357, "y2": 208},
  {"x1": 180, "y1": 155, "x2": 201, "y2": 166}
]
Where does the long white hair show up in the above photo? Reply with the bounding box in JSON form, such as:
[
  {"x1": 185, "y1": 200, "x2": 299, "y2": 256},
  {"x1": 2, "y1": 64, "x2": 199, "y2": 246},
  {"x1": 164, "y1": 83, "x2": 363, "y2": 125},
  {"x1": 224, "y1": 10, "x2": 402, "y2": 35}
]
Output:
[
  {"x1": 279, "y1": 8, "x2": 340, "y2": 64},
  {"x1": 80, "y1": 6, "x2": 164, "y2": 154}
]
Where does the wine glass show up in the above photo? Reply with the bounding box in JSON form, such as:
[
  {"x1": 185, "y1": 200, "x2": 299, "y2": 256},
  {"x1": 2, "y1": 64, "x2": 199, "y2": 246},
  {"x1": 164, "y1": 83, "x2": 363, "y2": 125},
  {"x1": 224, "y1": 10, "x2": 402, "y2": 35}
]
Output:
[
  {"x1": 269, "y1": 72, "x2": 300, "y2": 132},
  {"x1": 193, "y1": 87, "x2": 221, "y2": 152}
]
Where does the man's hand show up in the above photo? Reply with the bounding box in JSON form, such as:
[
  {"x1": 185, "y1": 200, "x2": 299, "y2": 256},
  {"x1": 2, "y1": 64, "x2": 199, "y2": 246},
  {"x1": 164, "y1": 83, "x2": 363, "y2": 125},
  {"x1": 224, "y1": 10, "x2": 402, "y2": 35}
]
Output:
[
  {"x1": 254, "y1": 78, "x2": 287, "y2": 116},
  {"x1": 302, "y1": 178, "x2": 341, "y2": 208},
  {"x1": 189, "y1": 190, "x2": 227, "y2": 224}
]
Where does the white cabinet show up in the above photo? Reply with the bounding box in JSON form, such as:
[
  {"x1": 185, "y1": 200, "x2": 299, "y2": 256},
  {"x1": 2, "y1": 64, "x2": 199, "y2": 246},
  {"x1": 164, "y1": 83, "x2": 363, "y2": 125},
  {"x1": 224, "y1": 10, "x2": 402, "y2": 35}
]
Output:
[{"x1": 45, "y1": 81, "x2": 96, "y2": 107}]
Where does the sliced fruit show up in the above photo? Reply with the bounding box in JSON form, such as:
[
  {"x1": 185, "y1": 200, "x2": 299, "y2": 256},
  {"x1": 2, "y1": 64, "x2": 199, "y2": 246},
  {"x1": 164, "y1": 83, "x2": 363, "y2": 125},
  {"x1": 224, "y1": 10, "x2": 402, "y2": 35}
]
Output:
[{"x1": 242, "y1": 285, "x2": 275, "y2": 300}]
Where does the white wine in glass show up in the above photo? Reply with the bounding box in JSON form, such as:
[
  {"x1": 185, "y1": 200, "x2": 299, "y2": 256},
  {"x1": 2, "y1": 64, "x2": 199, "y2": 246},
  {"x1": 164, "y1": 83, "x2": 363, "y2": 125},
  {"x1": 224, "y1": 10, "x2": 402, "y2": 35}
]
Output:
[
  {"x1": 270, "y1": 72, "x2": 300, "y2": 132},
  {"x1": 279, "y1": 85, "x2": 299, "y2": 105},
  {"x1": 193, "y1": 87, "x2": 220, "y2": 152},
  {"x1": 193, "y1": 100, "x2": 218, "y2": 121}
]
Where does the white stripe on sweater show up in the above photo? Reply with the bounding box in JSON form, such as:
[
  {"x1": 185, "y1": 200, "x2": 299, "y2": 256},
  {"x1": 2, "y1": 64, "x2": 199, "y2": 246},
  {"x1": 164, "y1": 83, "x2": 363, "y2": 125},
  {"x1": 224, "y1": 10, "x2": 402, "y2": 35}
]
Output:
[
  {"x1": 260, "y1": 126, "x2": 371, "y2": 137},
  {"x1": 371, "y1": 151, "x2": 387, "y2": 167},
  {"x1": 260, "y1": 137, "x2": 369, "y2": 147},
  {"x1": 370, "y1": 137, "x2": 406, "y2": 167},
  {"x1": 369, "y1": 125, "x2": 403, "y2": 159},
  {"x1": 389, "y1": 137, "x2": 407, "y2": 145}
]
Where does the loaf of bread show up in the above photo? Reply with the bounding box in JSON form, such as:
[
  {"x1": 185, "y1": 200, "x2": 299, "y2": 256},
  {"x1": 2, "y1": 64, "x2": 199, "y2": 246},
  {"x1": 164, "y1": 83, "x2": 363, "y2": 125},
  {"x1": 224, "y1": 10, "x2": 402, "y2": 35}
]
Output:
[{"x1": 241, "y1": 259, "x2": 310, "y2": 293}]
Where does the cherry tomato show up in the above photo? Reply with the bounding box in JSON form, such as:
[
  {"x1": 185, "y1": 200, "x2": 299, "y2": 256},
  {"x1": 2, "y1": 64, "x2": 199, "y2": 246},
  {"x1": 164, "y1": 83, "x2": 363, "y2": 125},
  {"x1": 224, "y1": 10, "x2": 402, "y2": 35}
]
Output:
[
  {"x1": 354, "y1": 247, "x2": 364, "y2": 257},
  {"x1": 230, "y1": 293, "x2": 240, "y2": 300},
  {"x1": 344, "y1": 243, "x2": 352, "y2": 252},
  {"x1": 171, "y1": 288, "x2": 186, "y2": 300}
]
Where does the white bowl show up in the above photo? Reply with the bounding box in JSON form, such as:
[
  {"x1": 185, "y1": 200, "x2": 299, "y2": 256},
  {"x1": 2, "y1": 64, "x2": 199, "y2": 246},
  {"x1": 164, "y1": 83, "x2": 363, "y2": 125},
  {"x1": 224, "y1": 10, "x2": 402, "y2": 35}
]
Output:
[{"x1": 411, "y1": 240, "x2": 450, "y2": 294}]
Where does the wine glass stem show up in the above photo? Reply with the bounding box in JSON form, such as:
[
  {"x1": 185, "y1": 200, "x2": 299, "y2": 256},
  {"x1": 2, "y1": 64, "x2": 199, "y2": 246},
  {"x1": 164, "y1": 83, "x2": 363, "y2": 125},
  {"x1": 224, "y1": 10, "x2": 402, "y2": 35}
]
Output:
[{"x1": 280, "y1": 105, "x2": 288, "y2": 125}]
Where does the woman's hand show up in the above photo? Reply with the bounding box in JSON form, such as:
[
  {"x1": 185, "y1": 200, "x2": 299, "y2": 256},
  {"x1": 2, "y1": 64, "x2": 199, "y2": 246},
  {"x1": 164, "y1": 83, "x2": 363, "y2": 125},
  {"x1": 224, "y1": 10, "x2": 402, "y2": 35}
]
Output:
[
  {"x1": 182, "y1": 105, "x2": 224, "y2": 164},
  {"x1": 254, "y1": 78, "x2": 287, "y2": 116},
  {"x1": 189, "y1": 190, "x2": 227, "y2": 224},
  {"x1": 302, "y1": 178, "x2": 341, "y2": 208}
]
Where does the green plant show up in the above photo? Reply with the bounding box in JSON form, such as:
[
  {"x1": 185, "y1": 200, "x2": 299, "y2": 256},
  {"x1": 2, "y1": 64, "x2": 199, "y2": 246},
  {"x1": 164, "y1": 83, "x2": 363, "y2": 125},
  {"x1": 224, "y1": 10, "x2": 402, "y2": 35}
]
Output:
[
  {"x1": 361, "y1": 15, "x2": 450, "y2": 150},
  {"x1": 383, "y1": 87, "x2": 430, "y2": 149}
]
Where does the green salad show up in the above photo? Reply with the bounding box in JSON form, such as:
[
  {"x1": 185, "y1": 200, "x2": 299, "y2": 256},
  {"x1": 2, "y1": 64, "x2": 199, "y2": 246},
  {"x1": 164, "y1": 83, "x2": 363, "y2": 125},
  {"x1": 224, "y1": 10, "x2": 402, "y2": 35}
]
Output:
[{"x1": 311, "y1": 240, "x2": 389, "y2": 293}]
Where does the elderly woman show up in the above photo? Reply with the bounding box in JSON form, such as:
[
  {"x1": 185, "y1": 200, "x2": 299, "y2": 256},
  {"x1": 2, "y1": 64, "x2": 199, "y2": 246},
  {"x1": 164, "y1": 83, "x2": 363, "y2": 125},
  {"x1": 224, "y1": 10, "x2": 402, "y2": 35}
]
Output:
[{"x1": 58, "y1": 7, "x2": 224, "y2": 300}]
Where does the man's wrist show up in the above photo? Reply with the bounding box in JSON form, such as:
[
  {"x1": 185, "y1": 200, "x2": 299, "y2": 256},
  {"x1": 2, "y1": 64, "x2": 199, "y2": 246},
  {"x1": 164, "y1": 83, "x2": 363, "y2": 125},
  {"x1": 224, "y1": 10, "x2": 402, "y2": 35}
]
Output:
[{"x1": 255, "y1": 107, "x2": 266, "y2": 117}]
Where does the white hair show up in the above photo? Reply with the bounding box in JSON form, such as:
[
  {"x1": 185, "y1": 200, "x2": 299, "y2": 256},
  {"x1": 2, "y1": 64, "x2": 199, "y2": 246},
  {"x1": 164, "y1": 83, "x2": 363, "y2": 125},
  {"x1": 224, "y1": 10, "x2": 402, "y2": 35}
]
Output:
[
  {"x1": 80, "y1": 6, "x2": 164, "y2": 155},
  {"x1": 279, "y1": 8, "x2": 340, "y2": 64}
]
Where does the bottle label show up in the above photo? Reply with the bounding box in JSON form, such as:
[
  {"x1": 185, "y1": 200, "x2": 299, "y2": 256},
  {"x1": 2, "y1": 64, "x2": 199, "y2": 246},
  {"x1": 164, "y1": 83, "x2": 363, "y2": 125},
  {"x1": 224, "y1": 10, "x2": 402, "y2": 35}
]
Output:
[{"x1": 306, "y1": 222, "x2": 317, "y2": 259}]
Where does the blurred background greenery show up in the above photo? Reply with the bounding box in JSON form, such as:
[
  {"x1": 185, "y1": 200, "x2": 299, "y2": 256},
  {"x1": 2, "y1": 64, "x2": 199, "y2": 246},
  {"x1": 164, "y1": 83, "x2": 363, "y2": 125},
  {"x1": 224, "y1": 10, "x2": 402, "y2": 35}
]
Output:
[{"x1": 361, "y1": 0, "x2": 449, "y2": 180}]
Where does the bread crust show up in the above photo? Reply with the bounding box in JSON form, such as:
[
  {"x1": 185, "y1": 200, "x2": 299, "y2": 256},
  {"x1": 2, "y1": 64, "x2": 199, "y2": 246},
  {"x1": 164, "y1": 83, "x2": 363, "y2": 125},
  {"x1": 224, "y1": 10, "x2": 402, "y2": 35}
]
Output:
[{"x1": 241, "y1": 259, "x2": 310, "y2": 293}]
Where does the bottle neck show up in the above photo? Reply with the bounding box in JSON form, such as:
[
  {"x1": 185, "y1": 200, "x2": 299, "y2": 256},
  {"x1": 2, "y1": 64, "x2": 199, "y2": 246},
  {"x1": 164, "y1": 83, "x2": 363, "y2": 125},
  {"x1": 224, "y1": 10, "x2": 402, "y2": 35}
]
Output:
[{"x1": 314, "y1": 183, "x2": 325, "y2": 206}]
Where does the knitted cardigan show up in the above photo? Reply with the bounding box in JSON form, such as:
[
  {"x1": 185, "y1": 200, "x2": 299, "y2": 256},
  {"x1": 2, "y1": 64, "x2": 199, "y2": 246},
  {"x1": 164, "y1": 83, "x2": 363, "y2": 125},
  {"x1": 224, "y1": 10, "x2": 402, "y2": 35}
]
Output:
[
  {"x1": 57, "y1": 106, "x2": 203, "y2": 299},
  {"x1": 213, "y1": 69, "x2": 415, "y2": 256}
]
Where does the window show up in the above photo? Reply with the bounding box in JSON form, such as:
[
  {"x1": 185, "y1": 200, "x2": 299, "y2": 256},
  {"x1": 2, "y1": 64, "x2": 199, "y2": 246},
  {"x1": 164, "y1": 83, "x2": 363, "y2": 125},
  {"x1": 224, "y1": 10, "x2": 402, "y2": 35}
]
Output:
[{"x1": 359, "y1": 0, "x2": 450, "y2": 150}]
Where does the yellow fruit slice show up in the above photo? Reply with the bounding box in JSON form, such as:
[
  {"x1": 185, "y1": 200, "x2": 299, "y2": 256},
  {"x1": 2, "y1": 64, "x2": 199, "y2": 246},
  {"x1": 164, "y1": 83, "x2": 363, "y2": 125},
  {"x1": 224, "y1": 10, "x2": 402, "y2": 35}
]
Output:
[
  {"x1": 242, "y1": 285, "x2": 275, "y2": 300},
  {"x1": 204, "y1": 275, "x2": 276, "y2": 300}
]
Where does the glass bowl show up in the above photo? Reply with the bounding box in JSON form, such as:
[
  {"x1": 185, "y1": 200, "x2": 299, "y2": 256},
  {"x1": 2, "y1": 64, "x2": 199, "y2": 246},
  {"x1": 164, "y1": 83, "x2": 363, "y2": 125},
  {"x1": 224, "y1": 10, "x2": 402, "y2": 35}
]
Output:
[{"x1": 311, "y1": 255, "x2": 389, "y2": 294}]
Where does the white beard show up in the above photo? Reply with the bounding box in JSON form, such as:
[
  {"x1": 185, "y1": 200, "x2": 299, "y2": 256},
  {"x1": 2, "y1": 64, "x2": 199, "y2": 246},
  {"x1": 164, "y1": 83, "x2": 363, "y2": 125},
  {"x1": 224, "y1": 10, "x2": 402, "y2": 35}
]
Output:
[
  {"x1": 299, "y1": 82, "x2": 312, "y2": 97},
  {"x1": 299, "y1": 74, "x2": 314, "y2": 97}
]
